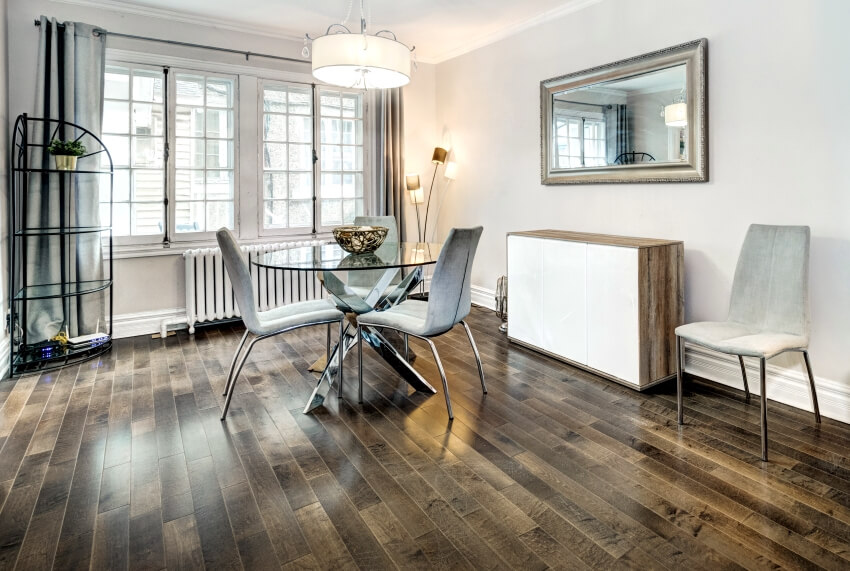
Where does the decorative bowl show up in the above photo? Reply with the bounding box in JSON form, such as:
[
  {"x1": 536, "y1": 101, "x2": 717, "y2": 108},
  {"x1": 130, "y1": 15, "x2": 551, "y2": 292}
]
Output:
[{"x1": 333, "y1": 225, "x2": 389, "y2": 254}]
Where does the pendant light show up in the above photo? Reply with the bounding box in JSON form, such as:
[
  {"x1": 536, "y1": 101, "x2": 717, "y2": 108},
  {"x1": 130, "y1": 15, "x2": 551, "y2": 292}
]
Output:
[
  {"x1": 664, "y1": 89, "x2": 688, "y2": 127},
  {"x1": 306, "y1": 0, "x2": 414, "y2": 89}
]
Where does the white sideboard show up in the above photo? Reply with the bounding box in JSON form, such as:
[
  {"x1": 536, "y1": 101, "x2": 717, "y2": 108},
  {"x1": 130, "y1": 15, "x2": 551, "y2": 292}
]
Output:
[{"x1": 507, "y1": 230, "x2": 684, "y2": 390}]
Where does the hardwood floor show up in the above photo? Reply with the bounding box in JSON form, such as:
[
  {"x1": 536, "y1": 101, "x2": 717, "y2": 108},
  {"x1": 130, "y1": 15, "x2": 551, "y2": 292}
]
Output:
[{"x1": 0, "y1": 306, "x2": 849, "y2": 569}]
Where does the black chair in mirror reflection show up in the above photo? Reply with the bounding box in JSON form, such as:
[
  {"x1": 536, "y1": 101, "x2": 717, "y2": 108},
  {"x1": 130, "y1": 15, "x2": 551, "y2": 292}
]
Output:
[{"x1": 614, "y1": 151, "x2": 655, "y2": 165}]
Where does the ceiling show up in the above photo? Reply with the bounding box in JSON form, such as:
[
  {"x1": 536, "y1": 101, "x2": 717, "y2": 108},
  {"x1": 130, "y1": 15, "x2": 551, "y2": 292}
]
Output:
[{"x1": 72, "y1": 0, "x2": 600, "y2": 63}]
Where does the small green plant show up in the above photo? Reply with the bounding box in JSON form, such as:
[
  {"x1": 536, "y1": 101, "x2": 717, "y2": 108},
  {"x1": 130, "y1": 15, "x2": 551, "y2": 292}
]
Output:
[{"x1": 47, "y1": 139, "x2": 86, "y2": 156}]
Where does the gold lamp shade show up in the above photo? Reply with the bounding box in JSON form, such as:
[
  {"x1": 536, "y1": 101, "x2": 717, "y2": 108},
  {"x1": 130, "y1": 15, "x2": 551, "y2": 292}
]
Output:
[{"x1": 431, "y1": 147, "x2": 448, "y2": 164}]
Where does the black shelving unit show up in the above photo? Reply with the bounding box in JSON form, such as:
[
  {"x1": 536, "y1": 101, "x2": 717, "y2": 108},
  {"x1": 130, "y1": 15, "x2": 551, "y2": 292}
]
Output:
[{"x1": 9, "y1": 114, "x2": 113, "y2": 375}]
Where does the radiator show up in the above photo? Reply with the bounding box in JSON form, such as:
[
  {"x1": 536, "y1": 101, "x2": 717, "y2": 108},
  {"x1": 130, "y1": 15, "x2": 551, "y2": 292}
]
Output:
[{"x1": 183, "y1": 239, "x2": 329, "y2": 334}]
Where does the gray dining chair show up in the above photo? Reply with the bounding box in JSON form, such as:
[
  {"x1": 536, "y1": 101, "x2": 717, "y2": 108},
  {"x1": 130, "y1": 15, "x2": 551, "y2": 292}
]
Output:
[
  {"x1": 356, "y1": 226, "x2": 486, "y2": 419},
  {"x1": 675, "y1": 224, "x2": 820, "y2": 461},
  {"x1": 216, "y1": 228, "x2": 345, "y2": 420}
]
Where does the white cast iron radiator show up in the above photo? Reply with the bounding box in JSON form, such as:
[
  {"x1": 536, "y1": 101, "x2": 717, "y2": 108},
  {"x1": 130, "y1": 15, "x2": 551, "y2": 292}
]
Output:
[{"x1": 183, "y1": 240, "x2": 328, "y2": 334}]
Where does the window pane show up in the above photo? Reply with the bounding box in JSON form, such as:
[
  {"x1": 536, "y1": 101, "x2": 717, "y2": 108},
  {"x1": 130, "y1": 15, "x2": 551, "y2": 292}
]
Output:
[
  {"x1": 342, "y1": 173, "x2": 362, "y2": 198},
  {"x1": 263, "y1": 173, "x2": 287, "y2": 199},
  {"x1": 103, "y1": 135, "x2": 129, "y2": 167},
  {"x1": 206, "y1": 170, "x2": 233, "y2": 200},
  {"x1": 288, "y1": 144, "x2": 311, "y2": 171},
  {"x1": 113, "y1": 169, "x2": 130, "y2": 203},
  {"x1": 321, "y1": 173, "x2": 342, "y2": 198},
  {"x1": 263, "y1": 143, "x2": 287, "y2": 170},
  {"x1": 175, "y1": 170, "x2": 205, "y2": 201},
  {"x1": 176, "y1": 75, "x2": 204, "y2": 105},
  {"x1": 132, "y1": 103, "x2": 163, "y2": 136},
  {"x1": 133, "y1": 70, "x2": 163, "y2": 103},
  {"x1": 113, "y1": 203, "x2": 130, "y2": 236},
  {"x1": 321, "y1": 118, "x2": 341, "y2": 144},
  {"x1": 288, "y1": 200, "x2": 312, "y2": 227},
  {"x1": 264, "y1": 200, "x2": 287, "y2": 228},
  {"x1": 176, "y1": 106, "x2": 204, "y2": 137},
  {"x1": 320, "y1": 92, "x2": 341, "y2": 116},
  {"x1": 103, "y1": 101, "x2": 129, "y2": 134},
  {"x1": 206, "y1": 79, "x2": 233, "y2": 108},
  {"x1": 263, "y1": 89, "x2": 287, "y2": 112},
  {"x1": 289, "y1": 172, "x2": 312, "y2": 199},
  {"x1": 321, "y1": 145, "x2": 341, "y2": 171},
  {"x1": 263, "y1": 114, "x2": 287, "y2": 142},
  {"x1": 341, "y1": 146, "x2": 362, "y2": 171},
  {"x1": 132, "y1": 170, "x2": 163, "y2": 201},
  {"x1": 131, "y1": 203, "x2": 163, "y2": 235},
  {"x1": 206, "y1": 202, "x2": 233, "y2": 230},
  {"x1": 175, "y1": 138, "x2": 205, "y2": 168},
  {"x1": 288, "y1": 116, "x2": 312, "y2": 143},
  {"x1": 341, "y1": 93, "x2": 360, "y2": 118},
  {"x1": 206, "y1": 140, "x2": 233, "y2": 169},
  {"x1": 321, "y1": 199, "x2": 342, "y2": 226},
  {"x1": 105, "y1": 66, "x2": 129, "y2": 99},
  {"x1": 342, "y1": 198, "x2": 358, "y2": 223},
  {"x1": 132, "y1": 137, "x2": 164, "y2": 168},
  {"x1": 207, "y1": 109, "x2": 233, "y2": 139},
  {"x1": 341, "y1": 119, "x2": 361, "y2": 145},
  {"x1": 288, "y1": 88, "x2": 312, "y2": 115},
  {"x1": 175, "y1": 201, "x2": 204, "y2": 232}
]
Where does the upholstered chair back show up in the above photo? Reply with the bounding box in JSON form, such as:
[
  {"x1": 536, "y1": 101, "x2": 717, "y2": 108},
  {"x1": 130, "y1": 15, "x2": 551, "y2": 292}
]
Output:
[
  {"x1": 728, "y1": 224, "x2": 810, "y2": 338},
  {"x1": 216, "y1": 228, "x2": 262, "y2": 333},
  {"x1": 423, "y1": 226, "x2": 483, "y2": 336}
]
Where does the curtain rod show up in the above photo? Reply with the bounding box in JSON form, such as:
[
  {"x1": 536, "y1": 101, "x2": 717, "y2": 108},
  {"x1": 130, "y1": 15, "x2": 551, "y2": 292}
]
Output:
[{"x1": 33, "y1": 19, "x2": 310, "y2": 65}]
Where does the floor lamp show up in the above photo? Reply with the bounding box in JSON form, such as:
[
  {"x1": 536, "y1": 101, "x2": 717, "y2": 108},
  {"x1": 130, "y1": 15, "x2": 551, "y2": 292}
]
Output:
[
  {"x1": 422, "y1": 147, "x2": 447, "y2": 242},
  {"x1": 405, "y1": 174, "x2": 424, "y2": 242}
]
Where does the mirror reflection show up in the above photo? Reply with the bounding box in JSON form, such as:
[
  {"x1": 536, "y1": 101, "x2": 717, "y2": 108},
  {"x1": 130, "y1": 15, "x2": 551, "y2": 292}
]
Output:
[{"x1": 551, "y1": 64, "x2": 687, "y2": 170}]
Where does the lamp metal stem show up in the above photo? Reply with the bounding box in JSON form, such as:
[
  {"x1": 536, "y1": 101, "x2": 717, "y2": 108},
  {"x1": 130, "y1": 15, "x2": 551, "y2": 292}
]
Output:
[
  {"x1": 414, "y1": 202, "x2": 423, "y2": 243},
  {"x1": 422, "y1": 164, "x2": 439, "y2": 242}
]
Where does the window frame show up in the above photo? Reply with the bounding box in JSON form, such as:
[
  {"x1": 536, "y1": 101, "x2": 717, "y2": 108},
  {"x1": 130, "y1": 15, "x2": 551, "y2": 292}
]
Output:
[{"x1": 105, "y1": 49, "x2": 373, "y2": 257}]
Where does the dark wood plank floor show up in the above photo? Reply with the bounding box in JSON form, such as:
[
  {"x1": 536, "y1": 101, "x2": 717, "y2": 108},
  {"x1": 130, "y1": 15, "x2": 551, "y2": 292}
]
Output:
[{"x1": 1, "y1": 306, "x2": 849, "y2": 570}]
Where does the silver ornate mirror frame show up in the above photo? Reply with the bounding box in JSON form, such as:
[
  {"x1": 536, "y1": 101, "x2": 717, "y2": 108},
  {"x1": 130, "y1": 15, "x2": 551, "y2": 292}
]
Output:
[{"x1": 541, "y1": 38, "x2": 707, "y2": 184}]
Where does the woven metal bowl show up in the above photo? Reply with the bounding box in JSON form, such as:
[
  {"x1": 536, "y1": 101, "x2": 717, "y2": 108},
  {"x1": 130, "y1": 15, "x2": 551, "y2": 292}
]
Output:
[{"x1": 332, "y1": 225, "x2": 389, "y2": 254}]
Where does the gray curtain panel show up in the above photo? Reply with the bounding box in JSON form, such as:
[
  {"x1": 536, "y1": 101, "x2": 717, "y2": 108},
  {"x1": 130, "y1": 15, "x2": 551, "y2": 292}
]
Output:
[
  {"x1": 369, "y1": 88, "x2": 406, "y2": 241},
  {"x1": 27, "y1": 17, "x2": 106, "y2": 341}
]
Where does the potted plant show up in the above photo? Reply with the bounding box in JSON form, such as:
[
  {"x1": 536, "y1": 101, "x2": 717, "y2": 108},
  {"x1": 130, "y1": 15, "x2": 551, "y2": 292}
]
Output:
[{"x1": 47, "y1": 139, "x2": 86, "y2": 171}]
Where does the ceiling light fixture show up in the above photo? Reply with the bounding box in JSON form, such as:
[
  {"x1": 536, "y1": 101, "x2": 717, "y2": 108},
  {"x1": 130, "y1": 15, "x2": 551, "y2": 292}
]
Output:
[
  {"x1": 664, "y1": 89, "x2": 688, "y2": 127},
  {"x1": 305, "y1": 0, "x2": 414, "y2": 89}
]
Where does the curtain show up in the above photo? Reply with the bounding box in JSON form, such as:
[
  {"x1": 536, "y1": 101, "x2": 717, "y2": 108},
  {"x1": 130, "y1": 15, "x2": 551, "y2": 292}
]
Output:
[
  {"x1": 369, "y1": 88, "x2": 406, "y2": 241},
  {"x1": 605, "y1": 104, "x2": 630, "y2": 164},
  {"x1": 27, "y1": 17, "x2": 106, "y2": 341}
]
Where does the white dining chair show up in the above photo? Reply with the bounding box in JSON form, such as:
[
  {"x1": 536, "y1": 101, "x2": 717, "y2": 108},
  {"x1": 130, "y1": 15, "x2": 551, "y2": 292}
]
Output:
[{"x1": 675, "y1": 224, "x2": 820, "y2": 461}]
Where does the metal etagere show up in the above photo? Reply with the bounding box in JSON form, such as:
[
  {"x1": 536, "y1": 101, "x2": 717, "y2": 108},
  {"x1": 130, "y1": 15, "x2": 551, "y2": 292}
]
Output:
[{"x1": 8, "y1": 114, "x2": 113, "y2": 375}]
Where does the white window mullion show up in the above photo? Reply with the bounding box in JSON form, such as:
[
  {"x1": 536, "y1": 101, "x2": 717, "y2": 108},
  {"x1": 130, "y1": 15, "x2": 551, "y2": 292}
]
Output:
[{"x1": 166, "y1": 67, "x2": 177, "y2": 242}]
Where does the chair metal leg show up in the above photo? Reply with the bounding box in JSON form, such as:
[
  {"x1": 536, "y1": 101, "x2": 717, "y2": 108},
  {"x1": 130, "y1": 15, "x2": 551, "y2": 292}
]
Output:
[
  {"x1": 357, "y1": 326, "x2": 364, "y2": 403},
  {"x1": 676, "y1": 335, "x2": 684, "y2": 425},
  {"x1": 403, "y1": 333, "x2": 409, "y2": 362},
  {"x1": 461, "y1": 320, "x2": 487, "y2": 394},
  {"x1": 425, "y1": 338, "x2": 453, "y2": 420},
  {"x1": 223, "y1": 329, "x2": 251, "y2": 396},
  {"x1": 738, "y1": 355, "x2": 751, "y2": 403},
  {"x1": 760, "y1": 357, "x2": 768, "y2": 462},
  {"x1": 326, "y1": 323, "x2": 331, "y2": 369},
  {"x1": 337, "y1": 319, "x2": 344, "y2": 399},
  {"x1": 221, "y1": 337, "x2": 260, "y2": 420},
  {"x1": 802, "y1": 351, "x2": 822, "y2": 424}
]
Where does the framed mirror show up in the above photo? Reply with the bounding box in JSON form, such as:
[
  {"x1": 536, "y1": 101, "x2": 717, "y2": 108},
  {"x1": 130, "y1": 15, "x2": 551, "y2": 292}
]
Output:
[{"x1": 541, "y1": 39, "x2": 707, "y2": 184}]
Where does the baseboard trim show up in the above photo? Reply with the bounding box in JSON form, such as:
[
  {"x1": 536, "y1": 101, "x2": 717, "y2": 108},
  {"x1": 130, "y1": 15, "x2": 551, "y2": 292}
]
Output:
[
  {"x1": 471, "y1": 283, "x2": 849, "y2": 423},
  {"x1": 111, "y1": 308, "x2": 187, "y2": 339}
]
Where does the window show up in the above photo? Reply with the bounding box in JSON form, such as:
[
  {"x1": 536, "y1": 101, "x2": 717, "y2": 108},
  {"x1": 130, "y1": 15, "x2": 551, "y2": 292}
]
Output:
[
  {"x1": 174, "y1": 73, "x2": 236, "y2": 234},
  {"x1": 261, "y1": 82, "x2": 365, "y2": 235},
  {"x1": 554, "y1": 112, "x2": 606, "y2": 168},
  {"x1": 102, "y1": 56, "x2": 371, "y2": 248},
  {"x1": 101, "y1": 65, "x2": 165, "y2": 237}
]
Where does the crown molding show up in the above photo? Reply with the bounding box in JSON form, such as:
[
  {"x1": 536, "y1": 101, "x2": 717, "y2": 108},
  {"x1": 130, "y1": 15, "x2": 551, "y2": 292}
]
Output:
[
  {"x1": 422, "y1": 0, "x2": 603, "y2": 64},
  {"x1": 51, "y1": 0, "x2": 602, "y2": 65},
  {"x1": 50, "y1": 0, "x2": 303, "y2": 43}
]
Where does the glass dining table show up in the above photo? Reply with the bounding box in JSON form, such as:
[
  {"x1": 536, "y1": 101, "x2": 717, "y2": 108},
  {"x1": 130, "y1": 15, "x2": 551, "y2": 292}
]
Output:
[{"x1": 254, "y1": 241, "x2": 442, "y2": 413}]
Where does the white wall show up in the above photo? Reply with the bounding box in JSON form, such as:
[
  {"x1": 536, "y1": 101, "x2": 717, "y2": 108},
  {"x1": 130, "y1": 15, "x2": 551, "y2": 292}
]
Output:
[
  {"x1": 6, "y1": 0, "x2": 438, "y2": 321},
  {"x1": 433, "y1": 0, "x2": 850, "y2": 396},
  {"x1": 0, "y1": 0, "x2": 9, "y2": 376}
]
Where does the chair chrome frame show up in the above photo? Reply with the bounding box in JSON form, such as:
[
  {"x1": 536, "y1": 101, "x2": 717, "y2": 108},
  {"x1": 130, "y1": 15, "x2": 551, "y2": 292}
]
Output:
[
  {"x1": 220, "y1": 318, "x2": 345, "y2": 420},
  {"x1": 356, "y1": 320, "x2": 487, "y2": 420},
  {"x1": 676, "y1": 338, "x2": 821, "y2": 462}
]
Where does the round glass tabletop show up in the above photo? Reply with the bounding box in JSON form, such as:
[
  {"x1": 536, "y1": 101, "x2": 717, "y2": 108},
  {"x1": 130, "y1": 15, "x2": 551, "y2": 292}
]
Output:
[{"x1": 255, "y1": 242, "x2": 442, "y2": 271}]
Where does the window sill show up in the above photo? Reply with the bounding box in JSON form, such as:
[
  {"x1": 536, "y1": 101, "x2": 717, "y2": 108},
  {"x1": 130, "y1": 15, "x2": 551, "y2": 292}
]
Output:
[{"x1": 108, "y1": 232, "x2": 334, "y2": 260}]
